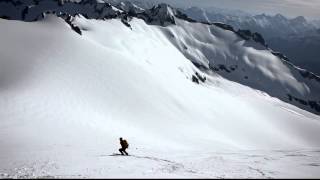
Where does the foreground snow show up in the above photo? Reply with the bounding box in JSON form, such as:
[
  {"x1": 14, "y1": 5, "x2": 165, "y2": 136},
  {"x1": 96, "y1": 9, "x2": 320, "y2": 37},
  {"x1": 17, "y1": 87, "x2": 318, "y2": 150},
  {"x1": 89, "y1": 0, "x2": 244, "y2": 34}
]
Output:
[
  {"x1": 0, "y1": 15, "x2": 320, "y2": 178},
  {"x1": 1, "y1": 148, "x2": 320, "y2": 178}
]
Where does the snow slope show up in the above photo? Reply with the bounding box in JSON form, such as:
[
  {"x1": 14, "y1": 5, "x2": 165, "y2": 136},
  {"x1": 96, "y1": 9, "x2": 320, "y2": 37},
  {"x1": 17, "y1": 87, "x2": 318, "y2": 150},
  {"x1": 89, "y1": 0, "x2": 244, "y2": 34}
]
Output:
[
  {"x1": 1, "y1": 14, "x2": 320, "y2": 178},
  {"x1": 153, "y1": 9, "x2": 320, "y2": 115},
  {"x1": 0, "y1": 16, "x2": 320, "y2": 177},
  {"x1": 1, "y1": 0, "x2": 320, "y2": 114}
]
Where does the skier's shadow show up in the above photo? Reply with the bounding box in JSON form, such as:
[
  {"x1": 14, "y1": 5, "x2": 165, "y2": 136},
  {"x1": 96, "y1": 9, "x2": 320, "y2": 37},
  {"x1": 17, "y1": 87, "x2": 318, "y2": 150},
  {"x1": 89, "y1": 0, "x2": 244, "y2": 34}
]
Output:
[
  {"x1": 98, "y1": 153, "x2": 129, "y2": 157},
  {"x1": 109, "y1": 153, "x2": 130, "y2": 156}
]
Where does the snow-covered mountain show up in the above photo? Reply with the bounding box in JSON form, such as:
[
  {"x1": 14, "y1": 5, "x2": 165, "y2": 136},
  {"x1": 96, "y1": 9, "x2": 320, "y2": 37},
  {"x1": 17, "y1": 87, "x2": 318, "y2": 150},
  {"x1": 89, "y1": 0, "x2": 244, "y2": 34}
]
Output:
[
  {"x1": 181, "y1": 6, "x2": 320, "y2": 75},
  {"x1": 1, "y1": 1, "x2": 320, "y2": 178},
  {"x1": 2, "y1": 0, "x2": 319, "y2": 115}
]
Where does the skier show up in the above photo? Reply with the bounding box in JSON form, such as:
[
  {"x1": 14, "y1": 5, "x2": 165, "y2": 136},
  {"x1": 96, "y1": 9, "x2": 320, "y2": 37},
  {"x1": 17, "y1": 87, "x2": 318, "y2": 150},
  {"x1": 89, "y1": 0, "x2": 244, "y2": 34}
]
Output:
[{"x1": 119, "y1": 137, "x2": 129, "y2": 155}]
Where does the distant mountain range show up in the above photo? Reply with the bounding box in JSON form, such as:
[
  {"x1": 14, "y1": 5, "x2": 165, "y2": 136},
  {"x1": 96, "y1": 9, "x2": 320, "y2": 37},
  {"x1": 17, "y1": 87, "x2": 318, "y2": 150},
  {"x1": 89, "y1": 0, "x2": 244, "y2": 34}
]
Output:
[{"x1": 183, "y1": 7, "x2": 318, "y2": 38}]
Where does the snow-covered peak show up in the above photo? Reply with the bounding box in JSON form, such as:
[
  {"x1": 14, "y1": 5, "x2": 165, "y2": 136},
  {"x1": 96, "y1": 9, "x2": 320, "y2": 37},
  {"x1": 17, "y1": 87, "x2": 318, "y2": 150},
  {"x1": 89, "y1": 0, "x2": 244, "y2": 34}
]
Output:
[{"x1": 136, "y1": 3, "x2": 177, "y2": 26}]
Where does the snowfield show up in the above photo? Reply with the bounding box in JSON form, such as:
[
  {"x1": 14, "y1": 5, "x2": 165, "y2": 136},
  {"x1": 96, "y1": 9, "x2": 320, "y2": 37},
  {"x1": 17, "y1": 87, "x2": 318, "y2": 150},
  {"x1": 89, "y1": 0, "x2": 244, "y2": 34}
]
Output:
[
  {"x1": 1, "y1": 148, "x2": 320, "y2": 178},
  {"x1": 0, "y1": 15, "x2": 320, "y2": 178}
]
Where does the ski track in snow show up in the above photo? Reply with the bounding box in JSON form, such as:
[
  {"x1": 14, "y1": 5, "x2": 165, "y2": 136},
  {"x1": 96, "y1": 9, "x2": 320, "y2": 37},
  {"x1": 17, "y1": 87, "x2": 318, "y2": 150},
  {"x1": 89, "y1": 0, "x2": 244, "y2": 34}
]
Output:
[{"x1": 1, "y1": 150, "x2": 320, "y2": 178}]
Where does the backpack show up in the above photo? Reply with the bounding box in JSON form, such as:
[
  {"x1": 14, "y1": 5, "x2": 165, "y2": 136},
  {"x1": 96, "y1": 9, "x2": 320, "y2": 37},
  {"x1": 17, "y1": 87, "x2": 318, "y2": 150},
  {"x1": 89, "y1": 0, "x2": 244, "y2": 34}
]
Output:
[{"x1": 123, "y1": 139, "x2": 129, "y2": 148}]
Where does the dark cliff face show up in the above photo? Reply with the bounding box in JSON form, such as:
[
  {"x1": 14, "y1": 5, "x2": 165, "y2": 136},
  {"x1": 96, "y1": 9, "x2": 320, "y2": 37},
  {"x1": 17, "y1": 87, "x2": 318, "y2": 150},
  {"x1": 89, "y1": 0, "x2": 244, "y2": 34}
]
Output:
[{"x1": 236, "y1": 30, "x2": 267, "y2": 47}]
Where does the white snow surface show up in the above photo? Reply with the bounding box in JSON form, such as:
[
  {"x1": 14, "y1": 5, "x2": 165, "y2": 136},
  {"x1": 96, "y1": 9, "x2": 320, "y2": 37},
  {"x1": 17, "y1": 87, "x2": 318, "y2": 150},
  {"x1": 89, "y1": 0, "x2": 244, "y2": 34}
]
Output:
[{"x1": 0, "y1": 16, "x2": 320, "y2": 178}]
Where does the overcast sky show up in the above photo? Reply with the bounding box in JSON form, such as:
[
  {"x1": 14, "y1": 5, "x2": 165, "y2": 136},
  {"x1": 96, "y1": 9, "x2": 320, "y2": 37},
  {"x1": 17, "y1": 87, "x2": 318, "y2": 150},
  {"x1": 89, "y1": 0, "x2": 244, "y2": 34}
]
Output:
[{"x1": 148, "y1": 0, "x2": 320, "y2": 19}]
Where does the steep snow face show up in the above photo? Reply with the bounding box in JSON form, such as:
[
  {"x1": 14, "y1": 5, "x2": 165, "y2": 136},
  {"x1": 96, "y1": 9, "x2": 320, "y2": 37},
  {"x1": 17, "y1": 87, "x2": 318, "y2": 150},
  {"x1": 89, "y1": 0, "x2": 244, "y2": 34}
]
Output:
[
  {"x1": 158, "y1": 19, "x2": 320, "y2": 114},
  {"x1": 1, "y1": 15, "x2": 320, "y2": 156},
  {"x1": 1, "y1": 13, "x2": 320, "y2": 178}
]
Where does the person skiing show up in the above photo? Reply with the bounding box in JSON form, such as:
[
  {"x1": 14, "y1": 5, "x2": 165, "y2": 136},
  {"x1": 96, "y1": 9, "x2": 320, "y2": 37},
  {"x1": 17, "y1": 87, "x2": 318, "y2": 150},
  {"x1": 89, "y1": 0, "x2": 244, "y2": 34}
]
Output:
[{"x1": 119, "y1": 137, "x2": 129, "y2": 155}]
